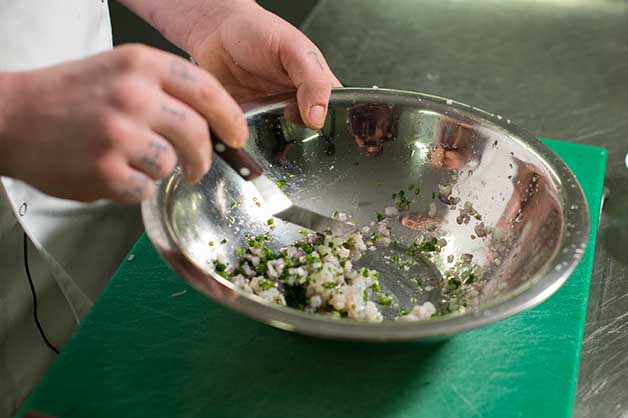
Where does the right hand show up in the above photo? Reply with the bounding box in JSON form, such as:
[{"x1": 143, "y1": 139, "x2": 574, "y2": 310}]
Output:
[{"x1": 0, "y1": 44, "x2": 248, "y2": 203}]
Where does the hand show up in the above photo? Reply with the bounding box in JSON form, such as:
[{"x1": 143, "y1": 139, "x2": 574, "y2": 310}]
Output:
[
  {"x1": 0, "y1": 44, "x2": 248, "y2": 203},
  {"x1": 121, "y1": 0, "x2": 342, "y2": 130}
]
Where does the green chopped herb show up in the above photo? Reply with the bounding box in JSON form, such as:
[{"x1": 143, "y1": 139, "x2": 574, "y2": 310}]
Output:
[
  {"x1": 258, "y1": 279, "x2": 275, "y2": 291},
  {"x1": 329, "y1": 310, "x2": 341, "y2": 318},
  {"x1": 370, "y1": 282, "x2": 381, "y2": 292},
  {"x1": 448, "y1": 278, "x2": 461, "y2": 289},
  {"x1": 378, "y1": 293, "x2": 393, "y2": 305},
  {"x1": 332, "y1": 210, "x2": 339, "y2": 218},
  {"x1": 408, "y1": 183, "x2": 416, "y2": 191},
  {"x1": 267, "y1": 218, "x2": 275, "y2": 227},
  {"x1": 262, "y1": 247, "x2": 279, "y2": 259},
  {"x1": 305, "y1": 254, "x2": 320, "y2": 264},
  {"x1": 466, "y1": 273, "x2": 476, "y2": 284},
  {"x1": 299, "y1": 229, "x2": 309, "y2": 237},
  {"x1": 235, "y1": 248, "x2": 246, "y2": 256},
  {"x1": 208, "y1": 241, "x2": 215, "y2": 247},
  {"x1": 230, "y1": 200, "x2": 241, "y2": 208},
  {"x1": 361, "y1": 268, "x2": 369, "y2": 278},
  {"x1": 399, "y1": 308, "x2": 410, "y2": 316},
  {"x1": 409, "y1": 237, "x2": 440, "y2": 254},
  {"x1": 414, "y1": 187, "x2": 421, "y2": 195},
  {"x1": 302, "y1": 244, "x2": 314, "y2": 254},
  {"x1": 376, "y1": 212, "x2": 385, "y2": 222},
  {"x1": 220, "y1": 238, "x2": 228, "y2": 244},
  {"x1": 363, "y1": 289, "x2": 369, "y2": 301},
  {"x1": 393, "y1": 189, "x2": 412, "y2": 210},
  {"x1": 276, "y1": 178, "x2": 288, "y2": 189},
  {"x1": 247, "y1": 234, "x2": 270, "y2": 248},
  {"x1": 413, "y1": 278, "x2": 425, "y2": 286},
  {"x1": 213, "y1": 261, "x2": 230, "y2": 279},
  {"x1": 228, "y1": 216, "x2": 236, "y2": 223},
  {"x1": 432, "y1": 192, "x2": 436, "y2": 199}
]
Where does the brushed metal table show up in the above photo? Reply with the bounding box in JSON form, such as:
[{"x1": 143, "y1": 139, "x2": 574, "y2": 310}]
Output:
[{"x1": 301, "y1": 1, "x2": 628, "y2": 417}]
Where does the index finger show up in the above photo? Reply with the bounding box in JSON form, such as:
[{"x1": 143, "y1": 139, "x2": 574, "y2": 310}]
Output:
[{"x1": 155, "y1": 54, "x2": 248, "y2": 148}]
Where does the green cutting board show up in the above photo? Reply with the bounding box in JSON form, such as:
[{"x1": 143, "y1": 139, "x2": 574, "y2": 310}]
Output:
[{"x1": 20, "y1": 139, "x2": 607, "y2": 418}]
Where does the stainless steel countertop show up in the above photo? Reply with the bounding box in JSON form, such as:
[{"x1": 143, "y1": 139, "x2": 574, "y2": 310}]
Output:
[{"x1": 302, "y1": 1, "x2": 628, "y2": 416}]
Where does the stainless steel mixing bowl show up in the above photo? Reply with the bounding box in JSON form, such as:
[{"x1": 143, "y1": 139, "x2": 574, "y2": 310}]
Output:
[{"x1": 142, "y1": 88, "x2": 589, "y2": 341}]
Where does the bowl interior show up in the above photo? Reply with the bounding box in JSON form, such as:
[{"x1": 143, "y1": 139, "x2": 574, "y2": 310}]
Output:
[{"x1": 161, "y1": 88, "x2": 588, "y2": 326}]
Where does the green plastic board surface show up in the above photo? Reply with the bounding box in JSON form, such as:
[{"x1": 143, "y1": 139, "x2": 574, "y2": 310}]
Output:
[{"x1": 20, "y1": 139, "x2": 607, "y2": 418}]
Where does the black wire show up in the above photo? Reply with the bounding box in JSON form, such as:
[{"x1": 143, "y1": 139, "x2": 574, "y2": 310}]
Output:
[{"x1": 23, "y1": 233, "x2": 60, "y2": 355}]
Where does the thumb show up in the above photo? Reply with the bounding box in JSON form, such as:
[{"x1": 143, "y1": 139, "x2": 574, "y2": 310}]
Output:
[{"x1": 280, "y1": 33, "x2": 342, "y2": 129}]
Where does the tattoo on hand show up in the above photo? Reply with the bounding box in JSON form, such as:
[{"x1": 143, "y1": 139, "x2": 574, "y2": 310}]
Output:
[
  {"x1": 141, "y1": 139, "x2": 169, "y2": 174},
  {"x1": 161, "y1": 105, "x2": 186, "y2": 120},
  {"x1": 121, "y1": 173, "x2": 149, "y2": 201},
  {"x1": 307, "y1": 50, "x2": 325, "y2": 71},
  {"x1": 170, "y1": 61, "x2": 197, "y2": 82}
]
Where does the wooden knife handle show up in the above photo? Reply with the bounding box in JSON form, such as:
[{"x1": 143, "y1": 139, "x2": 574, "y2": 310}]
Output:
[{"x1": 212, "y1": 137, "x2": 263, "y2": 181}]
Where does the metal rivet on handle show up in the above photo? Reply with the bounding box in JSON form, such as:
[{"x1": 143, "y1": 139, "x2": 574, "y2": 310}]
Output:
[
  {"x1": 214, "y1": 143, "x2": 226, "y2": 153},
  {"x1": 239, "y1": 167, "x2": 251, "y2": 177}
]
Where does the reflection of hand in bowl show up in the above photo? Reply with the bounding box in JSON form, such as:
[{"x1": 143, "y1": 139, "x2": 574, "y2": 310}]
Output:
[
  {"x1": 348, "y1": 104, "x2": 400, "y2": 155},
  {"x1": 430, "y1": 119, "x2": 477, "y2": 170}
]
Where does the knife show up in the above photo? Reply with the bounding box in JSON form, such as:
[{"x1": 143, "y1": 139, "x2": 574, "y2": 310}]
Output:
[{"x1": 212, "y1": 138, "x2": 355, "y2": 236}]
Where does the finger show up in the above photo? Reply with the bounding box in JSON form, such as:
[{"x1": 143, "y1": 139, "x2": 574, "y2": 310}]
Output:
[
  {"x1": 157, "y1": 55, "x2": 248, "y2": 148},
  {"x1": 280, "y1": 37, "x2": 342, "y2": 129},
  {"x1": 145, "y1": 92, "x2": 212, "y2": 183},
  {"x1": 125, "y1": 131, "x2": 178, "y2": 181},
  {"x1": 98, "y1": 158, "x2": 155, "y2": 204}
]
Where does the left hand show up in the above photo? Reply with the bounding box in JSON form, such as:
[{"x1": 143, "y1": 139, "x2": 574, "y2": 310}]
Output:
[{"x1": 185, "y1": 1, "x2": 342, "y2": 130}]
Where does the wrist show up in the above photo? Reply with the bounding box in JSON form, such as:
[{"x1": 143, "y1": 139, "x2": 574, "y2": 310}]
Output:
[
  {"x1": 120, "y1": 0, "x2": 257, "y2": 56},
  {"x1": 186, "y1": 0, "x2": 259, "y2": 58}
]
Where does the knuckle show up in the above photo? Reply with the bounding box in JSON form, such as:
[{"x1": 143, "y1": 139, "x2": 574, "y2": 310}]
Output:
[
  {"x1": 114, "y1": 44, "x2": 154, "y2": 72},
  {"x1": 196, "y1": 83, "x2": 217, "y2": 104},
  {"x1": 98, "y1": 113, "x2": 129, "y2": 149},
  {"x1": 109, "y1": 78, "x2": 149, "y2": 115}
]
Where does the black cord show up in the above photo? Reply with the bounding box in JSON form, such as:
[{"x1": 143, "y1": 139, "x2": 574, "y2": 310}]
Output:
[{"x1": 23, "y1": 233, "x2": 60, "y2": 355}]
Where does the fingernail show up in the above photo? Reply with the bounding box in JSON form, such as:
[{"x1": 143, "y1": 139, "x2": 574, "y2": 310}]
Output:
[{"x1": 309, "y1": 105, "x2": 326, "y2": 128}]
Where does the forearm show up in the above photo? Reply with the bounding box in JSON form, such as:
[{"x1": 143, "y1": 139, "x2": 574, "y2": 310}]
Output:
[
  {"x1": 117, "y1": 0, "x2": 255, "y2": 53},
  {"x1": 0, "y1": 72, "x2": 24, "y2": 177}
]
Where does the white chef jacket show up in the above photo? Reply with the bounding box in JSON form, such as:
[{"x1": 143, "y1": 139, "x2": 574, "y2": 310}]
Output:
[{"x1": 0, "y1": 2, "x2": 143, "y2": 416}]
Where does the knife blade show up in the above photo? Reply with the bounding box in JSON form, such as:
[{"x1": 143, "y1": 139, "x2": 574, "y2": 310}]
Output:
[{"x1": 212, "y1": 138, "x2": 355, "y2": 236}]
